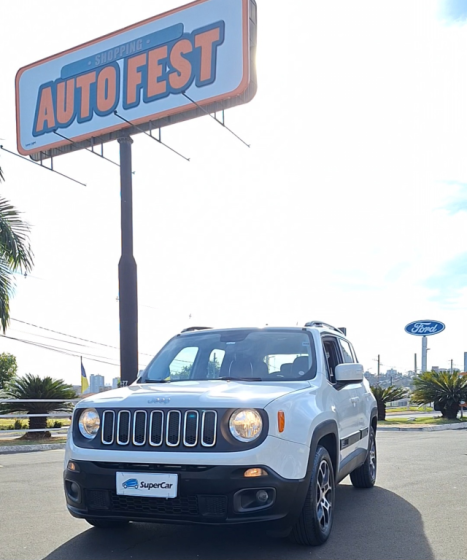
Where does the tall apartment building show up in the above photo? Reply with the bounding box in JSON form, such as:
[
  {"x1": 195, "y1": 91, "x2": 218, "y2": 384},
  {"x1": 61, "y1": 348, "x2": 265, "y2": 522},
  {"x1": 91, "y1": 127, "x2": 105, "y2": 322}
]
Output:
[{"x1": 89, "y1": 374, "x2": 105, "y2": 393}]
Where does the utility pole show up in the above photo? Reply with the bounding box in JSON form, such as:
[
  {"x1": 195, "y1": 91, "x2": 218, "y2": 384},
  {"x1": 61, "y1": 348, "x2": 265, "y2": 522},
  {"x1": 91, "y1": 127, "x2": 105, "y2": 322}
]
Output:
[
  {"x1": 377, "y1": 354, "x2": 380, "y2": 385},
  {"x1": 414, "y1": 353, "x2": 417, "y2": 376},
  {"x1": 450, "y1": 359, "x2": 453, "y2": 375}
]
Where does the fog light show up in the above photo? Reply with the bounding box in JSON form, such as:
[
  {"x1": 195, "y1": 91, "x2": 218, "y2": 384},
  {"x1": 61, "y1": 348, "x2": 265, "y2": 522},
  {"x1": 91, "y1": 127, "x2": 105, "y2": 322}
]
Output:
[
  {"x1": 256, "y1": 490, "x2": 269, "y2": 503},
  {"x1": 66, "y1": 480, "x2": 81, "y2": 503},
  {"x1": 244, "y1": 468, "x2": 267, "y2": 478},
  {"x1": 67, "y1": 461, "x2": 79, "y2": 472}
]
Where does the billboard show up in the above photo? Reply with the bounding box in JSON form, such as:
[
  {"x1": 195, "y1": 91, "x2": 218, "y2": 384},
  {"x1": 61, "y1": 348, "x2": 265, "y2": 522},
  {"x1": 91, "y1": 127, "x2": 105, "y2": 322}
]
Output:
[{"x1": 16, "y1": 0, "x2": 257, "y2": 159}]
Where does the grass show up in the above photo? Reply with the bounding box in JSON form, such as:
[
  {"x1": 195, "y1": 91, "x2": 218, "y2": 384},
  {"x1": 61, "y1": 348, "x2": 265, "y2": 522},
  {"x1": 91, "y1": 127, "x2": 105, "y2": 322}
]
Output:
[
  {"x1": 0, "y1": 437, "x2": 67, "y2": 447},
  {"x1": 386, "y1": 406, "x2": 433, "y2": 413},
  {"x1": 379, "y1": 416, "x2": 467, "y2": 425},
  {"x1": 0, "y1": 418, "x2": 71, "y2": 429}
]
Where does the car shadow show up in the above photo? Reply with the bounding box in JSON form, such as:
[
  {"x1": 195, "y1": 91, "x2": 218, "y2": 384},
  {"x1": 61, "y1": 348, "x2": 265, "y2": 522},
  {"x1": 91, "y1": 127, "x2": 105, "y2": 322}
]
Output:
[{"x1": 43, "y1": 485, "x2": 435, "y2": 560}]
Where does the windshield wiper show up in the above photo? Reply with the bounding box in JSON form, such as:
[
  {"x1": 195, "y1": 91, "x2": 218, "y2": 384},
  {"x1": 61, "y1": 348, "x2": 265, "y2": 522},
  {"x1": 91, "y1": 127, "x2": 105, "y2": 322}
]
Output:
[
  {"x1": 218, "y1": 377, "x2": 263, "y2": 382},
  {"x1": 143, "y1": 379, "x2": 171, "y2": 384}
]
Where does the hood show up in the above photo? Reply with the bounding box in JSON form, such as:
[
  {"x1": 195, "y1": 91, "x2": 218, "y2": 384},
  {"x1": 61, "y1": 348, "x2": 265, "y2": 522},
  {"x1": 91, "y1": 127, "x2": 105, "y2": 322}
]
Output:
[{"x1": 77, "y1": 380, "x2": 310, "y2": 409}]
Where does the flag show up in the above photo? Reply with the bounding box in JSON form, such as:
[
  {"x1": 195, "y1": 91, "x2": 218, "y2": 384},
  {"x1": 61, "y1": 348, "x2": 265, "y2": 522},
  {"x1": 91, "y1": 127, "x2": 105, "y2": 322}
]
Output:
[{"x1": 81, "y1": 357, "x2": 89, "y2": 394}]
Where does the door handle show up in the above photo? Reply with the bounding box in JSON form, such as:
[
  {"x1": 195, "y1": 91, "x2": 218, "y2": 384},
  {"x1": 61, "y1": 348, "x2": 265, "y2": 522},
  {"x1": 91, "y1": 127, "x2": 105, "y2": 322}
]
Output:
[{"x1": 350, "y1": 397, "x2": 360, "y2": 405}]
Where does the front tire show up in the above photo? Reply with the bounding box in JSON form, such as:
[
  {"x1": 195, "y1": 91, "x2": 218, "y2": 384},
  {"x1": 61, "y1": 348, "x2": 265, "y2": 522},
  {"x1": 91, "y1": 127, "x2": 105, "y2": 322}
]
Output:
[
  {"x1": 85, "y1": 518, "x2": 130, "y2": 529},
  {"x1": 290, "y1": 445, "x2": 335, "y2": 546},
  {"x1": 350, "y1": 426, "x2": 377, "y2": 488}
]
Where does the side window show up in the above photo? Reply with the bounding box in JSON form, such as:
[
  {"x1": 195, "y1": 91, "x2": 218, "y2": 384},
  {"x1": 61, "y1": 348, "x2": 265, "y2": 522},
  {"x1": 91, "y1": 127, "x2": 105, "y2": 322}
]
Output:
[
  {"x1": 338, "y1": 339, "x2": 354, "y2": 364},
  {"x1": 207, "y1": 349, "x2": 225, "y2": 378},
  {"x1": 322, "y1": 336, "x2": 341, "y2": 384},
  {"x1": 169, "y1": 347, "x2": 198, "y2": 380},
  {"x1": 350, "y1": 343, "x2": 358, "y2": 363}
]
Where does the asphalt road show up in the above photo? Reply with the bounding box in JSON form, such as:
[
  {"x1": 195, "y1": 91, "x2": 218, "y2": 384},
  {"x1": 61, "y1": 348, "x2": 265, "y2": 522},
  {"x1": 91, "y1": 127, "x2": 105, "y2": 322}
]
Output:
[{"x1": 0, "y1": 432, "x2": 466, "y2": 560}]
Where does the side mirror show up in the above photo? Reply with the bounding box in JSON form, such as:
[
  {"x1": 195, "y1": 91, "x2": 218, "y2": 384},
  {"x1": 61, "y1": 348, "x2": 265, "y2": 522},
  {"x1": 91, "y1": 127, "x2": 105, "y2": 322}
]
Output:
[{"x1": 335, "y1": 363, "x2": 364, "y2": 383}]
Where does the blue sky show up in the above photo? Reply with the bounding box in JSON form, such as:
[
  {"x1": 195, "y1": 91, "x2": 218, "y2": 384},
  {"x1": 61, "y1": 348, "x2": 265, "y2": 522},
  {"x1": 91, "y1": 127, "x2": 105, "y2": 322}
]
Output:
[
  {"x1": 439, "y1": 0, "x2": 467, "y2": 22},
  {"x1": 2, "y1": 0, "x2": 467, "y2": 383}
]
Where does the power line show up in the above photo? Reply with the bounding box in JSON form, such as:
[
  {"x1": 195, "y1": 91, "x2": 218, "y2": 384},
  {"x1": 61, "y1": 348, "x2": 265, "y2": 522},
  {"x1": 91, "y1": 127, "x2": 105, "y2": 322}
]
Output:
[
  {"x1": 11, "y1": 318, "x2": 155, "y2": 357},
  {"x1": 1, "y1": 333, "x2": 149, "y2": 370},
  {"x1": 0, "y1": 334, "x2": 120, "y2": 366}
]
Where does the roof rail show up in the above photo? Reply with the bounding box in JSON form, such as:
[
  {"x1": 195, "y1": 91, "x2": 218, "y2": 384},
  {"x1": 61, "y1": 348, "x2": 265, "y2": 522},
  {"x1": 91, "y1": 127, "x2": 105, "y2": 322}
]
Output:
[
  {"x1": 304, "y1": 321, "x2": 346, "y2": 335},
  {"x1": 180, "y1": 326, "x2": 212, "y2": 333}
]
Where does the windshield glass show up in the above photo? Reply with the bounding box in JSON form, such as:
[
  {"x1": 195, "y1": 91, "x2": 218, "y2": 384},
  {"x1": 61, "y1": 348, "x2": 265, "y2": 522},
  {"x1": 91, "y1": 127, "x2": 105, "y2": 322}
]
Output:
[{"x1": 141, "y1": 329, "x2": 316, "y2": 383}]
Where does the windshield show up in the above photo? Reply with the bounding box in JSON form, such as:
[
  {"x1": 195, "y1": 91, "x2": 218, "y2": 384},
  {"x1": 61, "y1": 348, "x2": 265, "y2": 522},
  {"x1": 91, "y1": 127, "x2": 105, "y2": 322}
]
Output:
[{"x1": 141, "y1": 329, "x2": 316, "y2": 383}]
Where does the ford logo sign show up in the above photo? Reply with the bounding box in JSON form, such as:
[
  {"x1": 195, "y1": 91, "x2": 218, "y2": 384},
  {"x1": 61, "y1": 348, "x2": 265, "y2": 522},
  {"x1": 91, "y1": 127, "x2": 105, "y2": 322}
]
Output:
[{"x1": 404, "y1": 320, "x2": 445, "y2": 336}]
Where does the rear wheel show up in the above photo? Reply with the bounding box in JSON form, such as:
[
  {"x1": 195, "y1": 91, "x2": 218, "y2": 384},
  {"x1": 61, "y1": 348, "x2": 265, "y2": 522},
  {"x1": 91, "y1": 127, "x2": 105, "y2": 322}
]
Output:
[
  {"x1": 290, "y1": 445, "x2": 335, "y2": 546},
  {"x1": 350, "y1": 427, "x2": 377, "y2": 488},
  {"x1": 85, "y1": 518, "x2": 130, "y2": 529}
]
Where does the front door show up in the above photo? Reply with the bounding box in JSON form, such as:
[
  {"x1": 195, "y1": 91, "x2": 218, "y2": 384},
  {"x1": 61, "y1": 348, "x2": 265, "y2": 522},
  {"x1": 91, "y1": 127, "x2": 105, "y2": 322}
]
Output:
[{"x1": 322, "y1": 336, "x2": 361, "y2": 466}]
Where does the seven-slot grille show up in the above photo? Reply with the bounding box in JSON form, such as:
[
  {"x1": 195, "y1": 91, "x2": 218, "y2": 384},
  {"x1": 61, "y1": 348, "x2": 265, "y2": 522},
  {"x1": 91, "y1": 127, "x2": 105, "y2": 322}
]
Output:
[{"x1": 100, "y1": 409, "x2": 217, "y2": 448}]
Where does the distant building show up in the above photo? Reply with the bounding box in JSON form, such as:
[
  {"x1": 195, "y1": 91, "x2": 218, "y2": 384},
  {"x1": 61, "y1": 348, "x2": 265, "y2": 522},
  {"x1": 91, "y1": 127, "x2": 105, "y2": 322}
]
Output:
[
  {"x1": 72, "y1": 385, "x2": 82, "y2": 396},
  {"x1": 90, "y1": 374, "x2": 105, "y2": 393},
  {"x1": 112, "y1": 377, "x2": 120, "y2": 390}
]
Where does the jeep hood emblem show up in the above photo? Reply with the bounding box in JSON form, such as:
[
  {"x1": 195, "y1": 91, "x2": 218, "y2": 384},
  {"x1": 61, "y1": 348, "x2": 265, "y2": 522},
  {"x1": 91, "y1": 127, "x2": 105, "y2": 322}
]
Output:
[{"x1": 148, "y1": 397, "x2": 171, "y2": 404}]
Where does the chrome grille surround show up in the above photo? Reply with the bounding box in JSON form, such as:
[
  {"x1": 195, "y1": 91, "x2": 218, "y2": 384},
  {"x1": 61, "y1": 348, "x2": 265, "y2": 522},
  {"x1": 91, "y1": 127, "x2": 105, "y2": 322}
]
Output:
[
  {"x1": 116, "y1": 410, "x2": 131, "y2": 445},
  {"x1": 201, "y1": 411, "x2": 217, "y2": 447},
  {"x1": 101, "y1": 410, "x2": 115, "y2": 445},
  {"x1": 183, "y1": 410, "x2": 199, "y2": 447},
  {"x1": 101, "y1": 409, "x2": 218, "y2": 449},
  {"x1": 166, "y1": 410, "x2": 182, "y2": 447},
  {"x1": 149, "y1": 410, "x2": 164, "y2": 447},
  {"x1": 132, "y1": 410, "x2": 147, "y2": 446}
]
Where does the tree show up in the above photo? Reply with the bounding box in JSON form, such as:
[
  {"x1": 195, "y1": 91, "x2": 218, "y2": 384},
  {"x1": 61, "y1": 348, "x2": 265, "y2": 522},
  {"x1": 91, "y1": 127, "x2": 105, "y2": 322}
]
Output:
[
  {"x1": 0, "y1": 352, "x2": 17, "y2": 388},
  {"x1": 0, "y1": 169, "x2": 34, "y2": 331},
  {"x1": 371, "y1": 385, "x2": 408, "y2": 421},
  {"x1": 0, "y1": 374, "x2": 77, "y2": 439},
  {"x1": 412, "y1": 371, "x2": 467, "y2": 420}
]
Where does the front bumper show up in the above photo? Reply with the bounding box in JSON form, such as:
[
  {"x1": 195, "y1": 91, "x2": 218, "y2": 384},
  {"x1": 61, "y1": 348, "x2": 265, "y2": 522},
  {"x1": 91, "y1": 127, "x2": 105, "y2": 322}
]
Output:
[{"x1": 64, "y1": 460, "x2": 309, "y2": 528}]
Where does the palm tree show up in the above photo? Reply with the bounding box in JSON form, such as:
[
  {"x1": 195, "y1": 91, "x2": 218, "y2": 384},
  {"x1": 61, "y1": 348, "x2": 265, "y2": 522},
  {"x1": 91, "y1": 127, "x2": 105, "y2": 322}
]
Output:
[
  {"x1": 0, "y1": 374, "x2": 77, "y2": 439},
  {"x1": 0, "y1": 168, "x2": 34, "y2": 331},
  {"x1": 371, "y1": 385, "x2": 408, "y2": 421},
  {"x1": 412, "y1": 371, "x2": 467, "y2": 420}
]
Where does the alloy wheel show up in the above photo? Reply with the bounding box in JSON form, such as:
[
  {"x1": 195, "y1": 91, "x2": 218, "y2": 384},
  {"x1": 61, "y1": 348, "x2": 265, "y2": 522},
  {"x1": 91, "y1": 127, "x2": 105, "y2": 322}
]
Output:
[{"x1": 316, "y1": 459, "x2": 333, "y2": 531}]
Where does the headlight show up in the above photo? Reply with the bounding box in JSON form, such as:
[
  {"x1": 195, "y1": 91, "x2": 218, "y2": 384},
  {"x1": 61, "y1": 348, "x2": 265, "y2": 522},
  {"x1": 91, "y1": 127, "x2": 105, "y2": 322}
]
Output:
[
  {"x1": 78, "y1": 408, "x2": 100, "y2": 439},
  {"x1": 229, "y1": 409, "x2": 262, "y2": 442}
]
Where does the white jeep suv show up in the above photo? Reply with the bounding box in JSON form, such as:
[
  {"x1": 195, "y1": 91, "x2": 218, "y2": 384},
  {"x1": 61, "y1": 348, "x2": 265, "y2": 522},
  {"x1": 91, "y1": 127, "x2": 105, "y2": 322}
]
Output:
[{"x1": 64, "y1": 322, "x2": 377, "y2": 546}]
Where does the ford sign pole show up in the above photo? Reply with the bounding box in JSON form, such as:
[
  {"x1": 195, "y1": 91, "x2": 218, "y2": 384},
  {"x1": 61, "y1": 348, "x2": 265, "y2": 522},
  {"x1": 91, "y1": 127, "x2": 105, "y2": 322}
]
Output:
[
  {"x1": 421, "y1": 336, "x2": 427, "y2": 373},
  {"x1": 404, "y1": 320, "x2": 446, "y2": 374}
]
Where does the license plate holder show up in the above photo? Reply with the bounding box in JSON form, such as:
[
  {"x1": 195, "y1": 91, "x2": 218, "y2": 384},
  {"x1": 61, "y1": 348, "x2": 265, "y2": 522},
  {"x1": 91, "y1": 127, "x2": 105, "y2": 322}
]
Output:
[{"x1": 116, "y1": 472, "x2": 178, "y2": 498}]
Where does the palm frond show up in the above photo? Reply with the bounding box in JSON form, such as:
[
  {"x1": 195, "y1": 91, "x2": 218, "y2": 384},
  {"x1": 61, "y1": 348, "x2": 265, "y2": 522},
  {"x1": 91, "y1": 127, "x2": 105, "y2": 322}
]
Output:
[
  {"x1": 412, "y1": 371, "x2": 467, "y2": 406},
  {"x1": 0, "y1": 197, "x2": 33, "y2": 273},
  {"x1": 371, "y1": 385, "x2": 407, "y2": 404},
  {"x1": 0, "y1": 374, "x2": 77, "y2": 415},
  {"x1": 0, "y1": 256, "x2": 14, "y2": 331}
]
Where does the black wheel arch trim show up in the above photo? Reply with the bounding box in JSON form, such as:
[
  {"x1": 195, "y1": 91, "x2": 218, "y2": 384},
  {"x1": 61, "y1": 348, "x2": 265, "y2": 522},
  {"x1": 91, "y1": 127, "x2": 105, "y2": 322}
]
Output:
[{"x1": 308, "y1": 419, "x2": 339, "y2": 477}]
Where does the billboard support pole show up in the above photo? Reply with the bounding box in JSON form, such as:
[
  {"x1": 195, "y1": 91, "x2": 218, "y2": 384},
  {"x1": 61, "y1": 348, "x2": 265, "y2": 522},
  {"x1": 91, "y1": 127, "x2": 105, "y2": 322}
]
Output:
[{"x1": 118, "y1": 135, "x2": 138, "y2": 386}]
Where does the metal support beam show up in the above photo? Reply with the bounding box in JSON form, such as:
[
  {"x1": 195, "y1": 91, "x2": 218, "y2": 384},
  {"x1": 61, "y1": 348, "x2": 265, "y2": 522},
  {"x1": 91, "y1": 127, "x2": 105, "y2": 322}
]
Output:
[{"x1": 118, "y1": 135, "x2": 138, "y2": 385}]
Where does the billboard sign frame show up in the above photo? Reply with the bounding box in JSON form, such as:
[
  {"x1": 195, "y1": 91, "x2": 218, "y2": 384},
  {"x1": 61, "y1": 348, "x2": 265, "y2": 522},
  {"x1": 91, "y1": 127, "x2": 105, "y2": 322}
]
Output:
[{"x1": 16, "y1": 0, "x2": 257, "y2": 160}]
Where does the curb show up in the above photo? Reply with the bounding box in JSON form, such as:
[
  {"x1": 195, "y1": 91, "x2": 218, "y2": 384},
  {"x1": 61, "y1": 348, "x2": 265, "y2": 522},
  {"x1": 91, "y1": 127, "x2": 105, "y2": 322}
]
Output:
[
  {"x1": 0, "y1": 443, "x2": 66, "y2": 455},
  {"x1": 378, "y1": 423, "x2": 467, "y2": 432}
]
